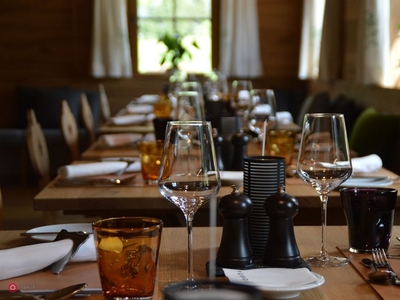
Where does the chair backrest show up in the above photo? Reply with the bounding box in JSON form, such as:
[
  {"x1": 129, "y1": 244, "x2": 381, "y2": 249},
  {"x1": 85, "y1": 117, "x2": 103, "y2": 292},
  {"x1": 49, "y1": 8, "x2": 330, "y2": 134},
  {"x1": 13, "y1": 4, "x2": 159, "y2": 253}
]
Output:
[
  {"x1": 26, "y1": 109, "x2": 51, "y2": 189},
  {"x1": 349, "y1": 107, "x2": 400, "y2": 172},
  {"x1": 60, "y1": 100, "x2": 80, "y2": 162},
  {"x1": 99, "y1": 83, "x2": 111, "y2": 122},
  {"x1": 80, "y1": 93, "x2": 96, "y2": 146}
]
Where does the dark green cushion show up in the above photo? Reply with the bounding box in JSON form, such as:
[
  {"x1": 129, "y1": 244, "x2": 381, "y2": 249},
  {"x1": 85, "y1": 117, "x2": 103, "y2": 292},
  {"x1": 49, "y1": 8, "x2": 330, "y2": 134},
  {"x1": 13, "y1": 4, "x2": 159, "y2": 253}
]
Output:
[{"x1": 349, "y1": 107, "x2": 400, "y2": 170}]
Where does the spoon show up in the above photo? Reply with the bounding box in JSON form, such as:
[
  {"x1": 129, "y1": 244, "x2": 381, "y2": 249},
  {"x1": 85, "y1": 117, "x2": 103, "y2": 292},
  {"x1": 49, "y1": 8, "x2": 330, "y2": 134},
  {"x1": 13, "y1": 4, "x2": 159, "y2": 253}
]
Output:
[
  {"x1": 0, "y1": 283, "x2": 87, "y2": 299},
  {"x1": 361, "y1": 258, "x2": 391, "y2": 282}
]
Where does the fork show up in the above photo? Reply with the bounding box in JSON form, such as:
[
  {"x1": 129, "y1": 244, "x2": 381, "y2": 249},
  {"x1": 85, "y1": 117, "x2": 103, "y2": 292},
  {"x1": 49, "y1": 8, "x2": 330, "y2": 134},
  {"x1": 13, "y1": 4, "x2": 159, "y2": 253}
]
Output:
[{"x1": 373, "y1": 248, "x2": 400, "y2": 285}]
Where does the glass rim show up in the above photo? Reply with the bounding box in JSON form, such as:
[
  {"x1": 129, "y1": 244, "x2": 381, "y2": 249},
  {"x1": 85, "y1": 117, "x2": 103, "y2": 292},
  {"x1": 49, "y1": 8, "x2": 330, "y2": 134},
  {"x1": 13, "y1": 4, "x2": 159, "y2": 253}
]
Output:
[
  {"x1": 339, "y1": 187, "x2": 398, "y2": 194},
  {"x1": 167, "y1": 120, "x2": 211, "y2": 126},
  {"x1": 92, "y1": 216, "x2": 163, "y2": 229},
  {"x1": 305, "y1": 113, "x2": 345, "y2": 118}
]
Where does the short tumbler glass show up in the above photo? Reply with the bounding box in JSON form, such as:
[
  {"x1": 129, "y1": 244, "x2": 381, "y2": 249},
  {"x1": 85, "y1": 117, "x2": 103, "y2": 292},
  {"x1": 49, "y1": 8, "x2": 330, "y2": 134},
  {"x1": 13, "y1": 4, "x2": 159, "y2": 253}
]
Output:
[
  {"x1": 93, "y1": 217, "x2": 163, "y2": 300},
  {"x1": 340, "y1": 187, "x2": 397, "y2": 253}
]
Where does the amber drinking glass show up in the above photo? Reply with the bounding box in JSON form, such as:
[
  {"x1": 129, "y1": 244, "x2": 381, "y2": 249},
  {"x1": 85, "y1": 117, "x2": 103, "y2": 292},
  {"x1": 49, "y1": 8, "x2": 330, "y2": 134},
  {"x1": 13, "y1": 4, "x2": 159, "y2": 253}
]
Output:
[{"x1": 93, "y1": 217, "x2": 163, "y2": 300}]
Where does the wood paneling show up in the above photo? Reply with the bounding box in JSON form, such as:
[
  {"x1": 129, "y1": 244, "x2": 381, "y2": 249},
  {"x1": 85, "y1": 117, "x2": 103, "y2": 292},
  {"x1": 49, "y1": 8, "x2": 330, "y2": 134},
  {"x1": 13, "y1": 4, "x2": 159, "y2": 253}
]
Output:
[{"x1": 0, "y1": 0, "x2": 373, "y2": 128}]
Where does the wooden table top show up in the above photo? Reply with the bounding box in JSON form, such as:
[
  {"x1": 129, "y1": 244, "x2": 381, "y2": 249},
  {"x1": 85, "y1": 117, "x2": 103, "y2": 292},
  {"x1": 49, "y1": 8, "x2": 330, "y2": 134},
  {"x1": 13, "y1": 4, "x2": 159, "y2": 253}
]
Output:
[
  {"x1": 1, "y1": 226, "x2": 398, "y2": 299},
  {"x1": 33, "y1": 168, "x2": 400, "y2": 213}
]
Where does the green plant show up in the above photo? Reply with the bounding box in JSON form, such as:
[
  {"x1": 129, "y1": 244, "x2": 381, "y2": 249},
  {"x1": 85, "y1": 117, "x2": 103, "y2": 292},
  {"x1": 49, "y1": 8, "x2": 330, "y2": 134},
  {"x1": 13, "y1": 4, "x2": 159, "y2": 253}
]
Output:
[{"x1": 158, "y1": 32, "x2": 199, "y2": 69}]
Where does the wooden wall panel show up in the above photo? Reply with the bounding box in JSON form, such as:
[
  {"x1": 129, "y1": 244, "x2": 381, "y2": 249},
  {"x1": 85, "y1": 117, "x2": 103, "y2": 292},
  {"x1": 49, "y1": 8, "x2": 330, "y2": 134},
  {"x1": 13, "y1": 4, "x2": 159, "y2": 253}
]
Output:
[{"x1": 0, "y1": 0, "x2": 305, "y2": 128}]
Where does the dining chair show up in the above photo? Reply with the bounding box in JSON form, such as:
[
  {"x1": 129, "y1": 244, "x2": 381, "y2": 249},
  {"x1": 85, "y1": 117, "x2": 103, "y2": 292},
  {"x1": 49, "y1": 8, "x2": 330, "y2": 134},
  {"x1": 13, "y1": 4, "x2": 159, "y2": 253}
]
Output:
[
  {"x1": 26, "y1": 109, "x2": 51, "y2": 189},
  {"x1": 80, "y1": 93, "x2": 96, "y2": 146},
  {"x1": 98, "y1": 83, "x2": 111, "y2": 122},
  {"x1": 60, "y1": 100, "x2": 80, "y2": 162}
]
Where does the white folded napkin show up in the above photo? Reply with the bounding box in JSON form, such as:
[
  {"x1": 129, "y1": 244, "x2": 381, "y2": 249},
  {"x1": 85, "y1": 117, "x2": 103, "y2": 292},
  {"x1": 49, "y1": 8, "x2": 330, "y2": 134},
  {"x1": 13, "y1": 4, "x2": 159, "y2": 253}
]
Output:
[
  {"x1": 351, "y1": 154, "x2": 382, "y2": 173},
  {"x1": 223, "y1": 267, "x2": 319, "y2": 288},
  {"x1": 277, "y1": 111, "x2": 293, "y2": 124},
  {"x1": 97, "y1": 133, "x2": 143, "y2": 147},
  {"x1": 58, "y1": 161, "x2": 128, "y2": 178},
  {"x1": 71, "y1": 234, "x2": 96, "y2": 262},
  {"x1": 135, "y1": 94, "x2": 159, "y2": 104},
  {"x1": 0, "y1": 239, "x2": 73, "y2": 280},
  {"x1": 126, "y1": 103, "x2": 154, "y2": 114},
  {"x1": 220, "y1": 171, "x2": 243, "y2": 186},
  {"x1": 111, "y1": 114, "x2": 147, "y2": 125}
]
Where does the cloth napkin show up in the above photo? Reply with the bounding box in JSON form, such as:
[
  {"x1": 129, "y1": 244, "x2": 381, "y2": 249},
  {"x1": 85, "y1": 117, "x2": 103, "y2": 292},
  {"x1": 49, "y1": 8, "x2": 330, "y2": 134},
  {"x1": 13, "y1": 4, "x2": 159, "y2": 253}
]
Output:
[
  {"x1": 0, "y1": 239, "x2": 73, "y2": 280},
  {"x1": 223, "y1": 267, "x2": 319, "y2": 288},
  {"x1": 0, "y1": 236, "x2": 97, "y2": 280},
  {"x1": 58, "y1": 161, "x2": 137, "y2": 178},
  {"x1": 111, "y1": 114, "x2": 147, "y2": 125},
  {"x1": 276, "y1": 111, "x2": 293, "y2": 124},
  {"x1": 97, "y1": 133, "x2": 143, "y2": 147},
  {"x1": 351, "y1": 154, "x2": 382, "y2": 173},
  {"x1": 126, "y1": 103, "x2": 154, "y2": 114},
  {"x1": 135, "y1": 94, "x2": 159, "y2": 104}
]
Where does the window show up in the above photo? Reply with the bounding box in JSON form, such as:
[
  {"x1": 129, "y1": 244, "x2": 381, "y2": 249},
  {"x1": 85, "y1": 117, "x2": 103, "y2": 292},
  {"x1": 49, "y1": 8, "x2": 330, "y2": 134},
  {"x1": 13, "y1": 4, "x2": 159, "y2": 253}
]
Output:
[{"x1": 135, "y1": 0, "x2": 212, "y2": 74}]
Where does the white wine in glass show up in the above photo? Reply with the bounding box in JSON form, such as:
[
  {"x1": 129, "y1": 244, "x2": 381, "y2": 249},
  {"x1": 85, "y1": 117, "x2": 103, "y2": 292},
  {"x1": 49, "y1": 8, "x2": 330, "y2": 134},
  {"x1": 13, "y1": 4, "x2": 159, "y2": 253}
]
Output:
[
  {"x1": 158, "y1": 121, "x2": 221, "y2": 292},
  {"x1": 297, "y1": 113, "x2": 352, "y2": 267}
]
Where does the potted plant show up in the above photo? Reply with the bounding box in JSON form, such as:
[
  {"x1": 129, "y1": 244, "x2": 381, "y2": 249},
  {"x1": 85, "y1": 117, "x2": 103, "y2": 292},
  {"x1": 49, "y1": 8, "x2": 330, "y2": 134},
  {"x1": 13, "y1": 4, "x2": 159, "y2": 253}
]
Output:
[{"x1": 158, "y1": 32, "x2": 199, "y2": 70}]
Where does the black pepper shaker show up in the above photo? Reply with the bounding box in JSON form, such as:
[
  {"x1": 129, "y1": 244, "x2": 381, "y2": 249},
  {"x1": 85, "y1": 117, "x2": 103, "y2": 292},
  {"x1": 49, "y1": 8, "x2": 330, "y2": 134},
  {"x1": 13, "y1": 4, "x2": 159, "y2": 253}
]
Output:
[
  {"x1": 263, "y1": 186, "x2": 302, "y2": 268},
  {"x1": 213, "y1": 128, "x2": 225, "y2": 171},
  {"x1": 216, "y1": 185, "x2": 254, "y2": 269},
  {"x1": 230, "y1": 129, "x2": 250, "y2": 171}
]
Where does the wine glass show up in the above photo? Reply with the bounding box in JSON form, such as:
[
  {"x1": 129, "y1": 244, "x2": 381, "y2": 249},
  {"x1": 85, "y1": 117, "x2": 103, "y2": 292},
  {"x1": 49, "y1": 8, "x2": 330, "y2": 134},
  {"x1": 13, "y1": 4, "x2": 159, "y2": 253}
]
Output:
[
  {"x1": 247, "y1": 89, "x2": 278, "y2": 143},
  {"x1": 296, "y1": 113, "x2": 352, "y2": 267},
  {"x1": 158, "y1": 121, "x2": 221, "y2": 291},
  {"x1": 175, "y1": 90, "x2": 205, "y2": 121},
  {"x1": 231, "y1": 80, "x2": 253, "y2": 116}
]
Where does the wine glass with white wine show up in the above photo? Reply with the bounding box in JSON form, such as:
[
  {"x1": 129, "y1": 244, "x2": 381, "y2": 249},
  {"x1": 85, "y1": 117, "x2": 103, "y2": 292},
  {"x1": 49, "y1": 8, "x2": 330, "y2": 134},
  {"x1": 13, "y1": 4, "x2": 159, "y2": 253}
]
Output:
[
  {"x1": 297, "y1": 113, "x2": 352, "y2": 267},
  {"x1": 158, "y1": 120, "x2": 221, "y2": 292}
]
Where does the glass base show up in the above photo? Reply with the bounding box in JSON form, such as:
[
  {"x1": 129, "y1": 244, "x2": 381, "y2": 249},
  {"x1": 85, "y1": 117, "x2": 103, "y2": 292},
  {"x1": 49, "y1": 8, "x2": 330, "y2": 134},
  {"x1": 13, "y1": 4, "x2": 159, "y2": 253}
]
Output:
[
  {"x1": 105, "y1": 296, "x2": 153, "y2": 300},
  {"x1": 305, "y1": 254, "x2": 349, "y2": 267},
  {"x1": 162, "y1": 280, "x2": 262, "y2": 300}
]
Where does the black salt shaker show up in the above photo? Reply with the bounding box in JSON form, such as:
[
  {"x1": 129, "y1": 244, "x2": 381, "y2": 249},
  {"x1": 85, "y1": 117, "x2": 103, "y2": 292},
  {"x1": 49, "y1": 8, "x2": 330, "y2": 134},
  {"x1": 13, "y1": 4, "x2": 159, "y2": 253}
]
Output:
[
  {"x1": 216, "y1": 185, "x2": 254, "y2": 269},
  {"x1": 263, "y1": 186, "x2": 302, "y2": 268}
]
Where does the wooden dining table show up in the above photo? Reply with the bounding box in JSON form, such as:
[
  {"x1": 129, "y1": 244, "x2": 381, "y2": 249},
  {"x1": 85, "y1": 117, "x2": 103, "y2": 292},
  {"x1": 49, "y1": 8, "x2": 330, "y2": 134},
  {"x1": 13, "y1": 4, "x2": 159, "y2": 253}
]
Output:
[{"x1": 1, "y1": 226, "x2": 399, "y2": 299}]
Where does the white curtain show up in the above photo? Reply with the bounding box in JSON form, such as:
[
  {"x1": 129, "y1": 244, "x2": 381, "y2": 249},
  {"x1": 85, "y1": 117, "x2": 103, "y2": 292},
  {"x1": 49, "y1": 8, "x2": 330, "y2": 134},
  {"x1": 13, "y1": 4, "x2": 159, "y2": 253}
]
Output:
[
  {"x1": 298, "y1": 0, "x2": 326, "y2": 80},
  {"x1": 318, "y1": 0, "x2": 341, "y2": 81},
  {"x1": 219, "y1": 0, "x2": 263, "y2": 78},
  {"x1": 91, "y1": 0, "x2": 133, "y2": 78},
  {"x1": 355, "y1": 0, "x2": 390, "y2": 86}
]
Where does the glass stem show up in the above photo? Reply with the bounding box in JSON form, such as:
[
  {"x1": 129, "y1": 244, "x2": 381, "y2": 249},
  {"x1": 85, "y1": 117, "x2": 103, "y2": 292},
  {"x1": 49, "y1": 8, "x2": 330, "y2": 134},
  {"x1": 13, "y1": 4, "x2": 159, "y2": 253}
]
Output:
[
  {"x1": 319, "y1": 193, "x2": 329, "y2": 259},
  {"x1": 186, "y1": 216, "x2": 195, "y2": 286}
]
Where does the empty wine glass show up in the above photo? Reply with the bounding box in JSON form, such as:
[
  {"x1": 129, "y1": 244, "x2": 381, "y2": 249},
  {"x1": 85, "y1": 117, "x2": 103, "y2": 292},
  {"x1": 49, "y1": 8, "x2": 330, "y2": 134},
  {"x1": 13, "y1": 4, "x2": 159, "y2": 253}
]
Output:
[
  {"x1": 175, "y1": 90, "x2": 205, "y2": 121},
  {"x1": 230, "y1": 80, "x2": 253, "y2": 116},
  {"x1": 297, "y1": 113, "x2": 352, "y2": 267},
  {"x1": 247, "y1": 89, "x2": 278, "y2": 142},
  {"x1": 158, "y1": 121, "x2": 221, "y2": 291}
]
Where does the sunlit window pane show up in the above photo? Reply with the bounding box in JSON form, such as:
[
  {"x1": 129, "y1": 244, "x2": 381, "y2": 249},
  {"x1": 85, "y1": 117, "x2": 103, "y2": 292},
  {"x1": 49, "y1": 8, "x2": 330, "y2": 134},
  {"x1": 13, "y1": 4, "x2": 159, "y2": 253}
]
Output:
[{"x1": 137, "y1": 0, "x2": 211, "y2": 74}]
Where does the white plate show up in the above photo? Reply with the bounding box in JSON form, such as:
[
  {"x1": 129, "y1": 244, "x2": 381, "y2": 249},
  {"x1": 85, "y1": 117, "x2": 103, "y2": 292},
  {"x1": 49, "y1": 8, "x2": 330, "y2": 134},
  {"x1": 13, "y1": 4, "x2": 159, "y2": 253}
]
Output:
[
  {"x1": 340, "y1": 176, "x2": 393, "y2": 187},
  {"x1": 259, "y1": 272, "x2": 325, "y2": 299},
  {"x1": 24, "y1": 223, "x2": 93, "y2": 241},
  {"x1": 220, "y1": 171, "x2": 243, "y2": 186}
]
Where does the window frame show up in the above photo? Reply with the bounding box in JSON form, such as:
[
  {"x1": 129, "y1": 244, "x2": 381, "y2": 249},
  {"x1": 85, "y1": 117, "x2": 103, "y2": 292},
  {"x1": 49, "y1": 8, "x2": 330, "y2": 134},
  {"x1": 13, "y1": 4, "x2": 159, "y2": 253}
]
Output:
[{"x1": 127, "y1": 0, "x2": 219, "y2": 76}]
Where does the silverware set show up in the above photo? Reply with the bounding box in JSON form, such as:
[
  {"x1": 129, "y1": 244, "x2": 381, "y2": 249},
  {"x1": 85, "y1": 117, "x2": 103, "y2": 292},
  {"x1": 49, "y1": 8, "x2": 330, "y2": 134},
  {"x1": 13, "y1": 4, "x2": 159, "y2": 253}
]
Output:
[{"x1": 364, "y1": 248, "x2": 400, "y2": 285}]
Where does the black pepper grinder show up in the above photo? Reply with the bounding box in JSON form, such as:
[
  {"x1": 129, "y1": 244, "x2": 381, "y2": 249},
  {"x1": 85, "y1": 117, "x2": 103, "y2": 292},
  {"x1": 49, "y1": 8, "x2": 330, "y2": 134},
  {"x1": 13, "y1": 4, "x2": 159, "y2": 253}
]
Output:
[
  {"x1": 263, "y1": 186, "x2": 302, "y2": 268},
  {"x1": 230, "y1": 129, "x2": 250, "y2": 171},
  {"x1": 213, "y1": 128, "x2": 225, "y2": 171},
  {"x1": 216, "y1": 185, "x2": 254, "y2": 269}
]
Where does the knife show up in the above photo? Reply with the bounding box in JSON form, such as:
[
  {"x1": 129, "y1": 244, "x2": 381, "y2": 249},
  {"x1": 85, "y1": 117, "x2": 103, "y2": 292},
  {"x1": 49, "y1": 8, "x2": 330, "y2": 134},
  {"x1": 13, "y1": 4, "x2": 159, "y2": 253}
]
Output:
[
  {"x1": 20, "y1": 231, "x2": 91, "y2": 237},
  {"x1": 46, "y1": 230, "x2": 90, "y2": 274}
]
